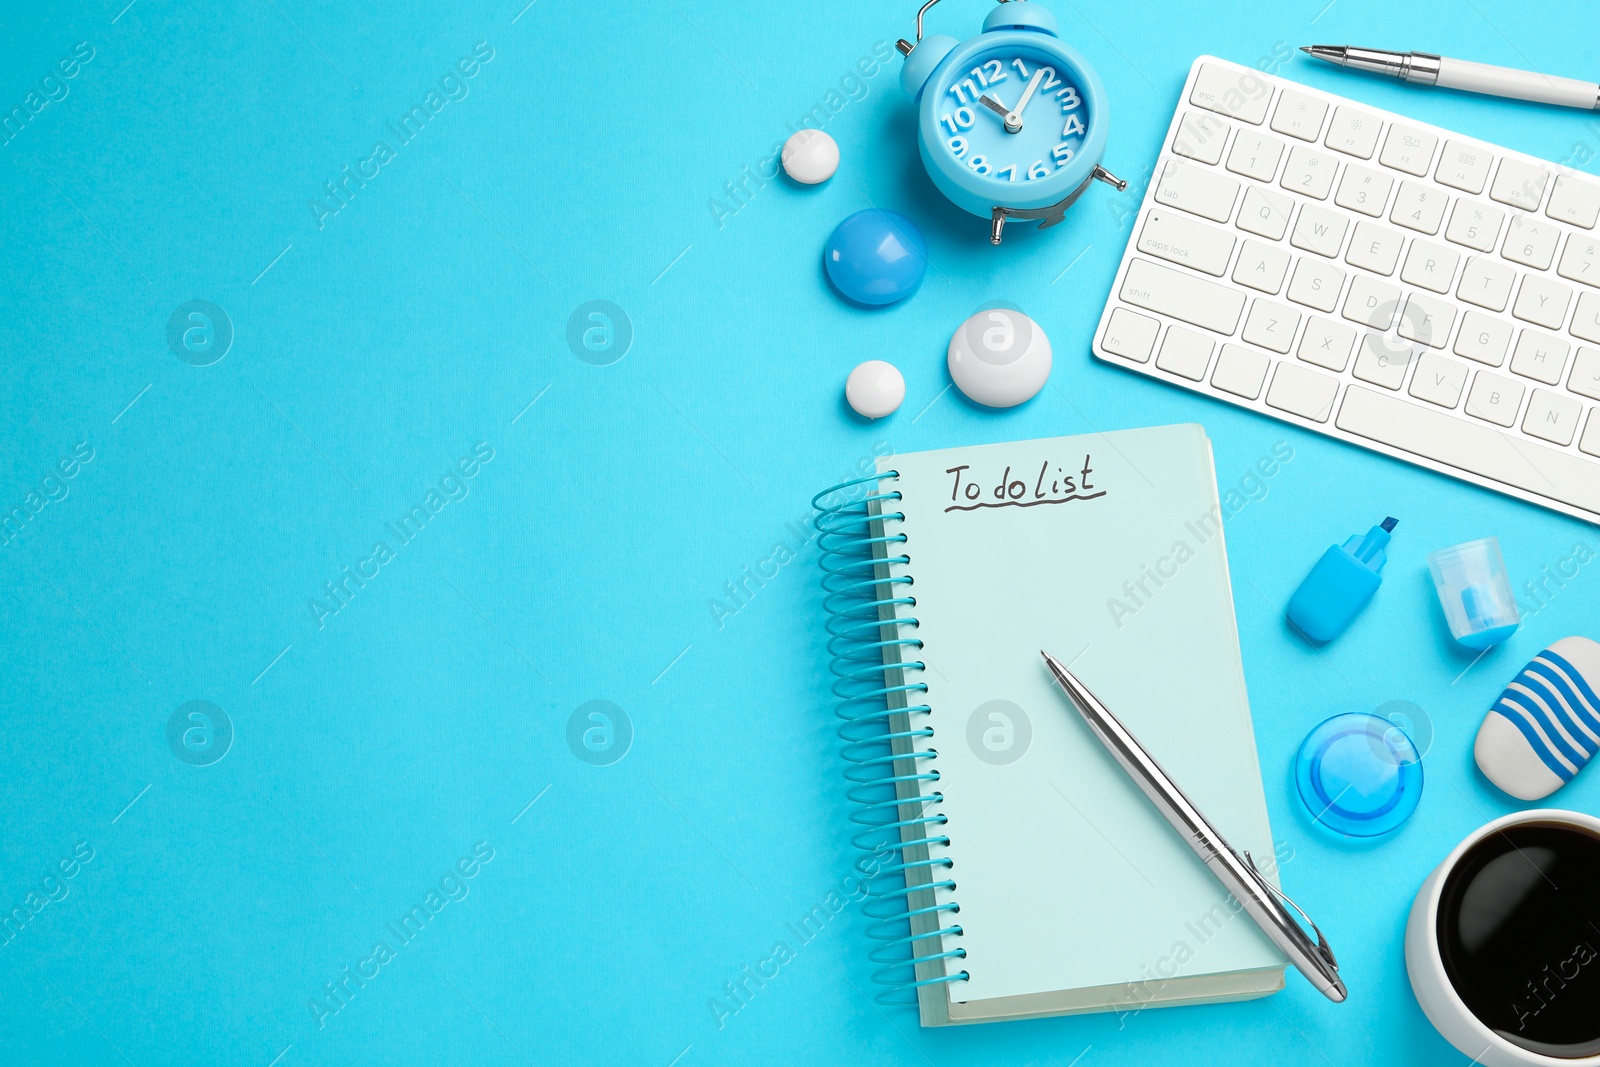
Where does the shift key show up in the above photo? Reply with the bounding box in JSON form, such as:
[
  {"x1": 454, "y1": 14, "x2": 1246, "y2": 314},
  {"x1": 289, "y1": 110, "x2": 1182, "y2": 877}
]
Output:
[
  {"x1": 1137, "y1": 210, "x2": 1235, "y2": 276},
  {"x1": 1120, "y1": 258, "x2": 1247, "y2": 335}
]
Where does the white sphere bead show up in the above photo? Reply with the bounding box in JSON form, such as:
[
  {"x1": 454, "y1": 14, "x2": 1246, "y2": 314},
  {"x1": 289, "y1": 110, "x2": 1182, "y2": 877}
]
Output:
[
  {"x1": 782, "y1": 129, "x2": 839, "y2": 184},
  {"x1": 845, "y1": 360, "x2": 905, "y2": 419},
  {"x1": 947, "y1": 308, "x2": 1051, "y2": 408}
]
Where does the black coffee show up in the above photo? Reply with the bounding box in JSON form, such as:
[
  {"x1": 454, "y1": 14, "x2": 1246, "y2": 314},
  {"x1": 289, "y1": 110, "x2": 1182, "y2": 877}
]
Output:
[{"x1": 1437, "y1": 823, "x2": 1600, "y2": 1058}]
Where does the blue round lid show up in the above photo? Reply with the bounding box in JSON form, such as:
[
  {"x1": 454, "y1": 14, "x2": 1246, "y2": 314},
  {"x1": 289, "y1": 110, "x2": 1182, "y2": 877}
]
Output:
[{"x1": 1295, "y1": 712, "x2": 1423, "y2": 838}]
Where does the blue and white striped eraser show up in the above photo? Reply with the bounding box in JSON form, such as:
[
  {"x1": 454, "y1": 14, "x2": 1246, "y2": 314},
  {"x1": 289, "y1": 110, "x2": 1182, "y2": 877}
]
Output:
[{"x1": 1474, "y1": 636, "x2": 1600, "y2": 800}]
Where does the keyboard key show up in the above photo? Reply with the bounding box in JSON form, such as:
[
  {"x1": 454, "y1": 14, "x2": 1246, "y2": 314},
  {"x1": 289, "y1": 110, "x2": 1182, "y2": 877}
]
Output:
[
  {"x1": 1324, "y1": 106, "x2": 1382, "y2": 158},
  {"x1": 1266, "y1": 361, "x2": 1340, "y2": 421},
  {"x1": 1502, "y1": 215, "x2": 1561, "y2": 271},
  {"x1": 1390, "y1": 181, "x2": 1449, "y2": 234},
  {"x1": 1335, "y1": 164, "x2": 1394, "y2": 217},
  {"x1": 1173, "y1": 111, "x2": 1230, "y2": 165},
  {"x1": 1547, "y1": 174, "x2": 1600, "y2": 229},
  {"x1": 1237, "y1": 186, "x2": 1294, "y2": 240},
  {"x1": 1445, "y1": 201, "x2": 1505, "y2": 252},
  {"x1": 1399, "y1": 292, "x2": 1456, "y2": 348},
  {"x1": 1271, "y1": 89, "x2": 1328, "y2": 142},
  {"x1": 1190, "y1": 63, "x2": 1272, "y2": 124},
  {"x1": 1287, "y1": 258, "x2": 1346, "y2": 312},
  {"x1": 1524, "y1": 389, "x2": 1582, "y2": 445},
  {"x1": 1242, "y1": 299, "x2": 1301, "y2": 353},
  {"x1": 1344, "y1": 274, "x2": 1402, "y2": 329},
  {"x1": 1400, "y1": 240, "x2": 1461, "y2": 294},
  {"x1": 1155, "y1": 325, "x2": 1215, "y2": 380},
  {"x1": 1408, "y1": 351, "x2": 1469, "y2": 408},
  {"x1": 1513, "y1": 275, "x2": 1573, "y2": 329},
  {"x1": 1354, "y1": 334, "x2": 1413, "y2": 389},
  {"x1": 1155, "y1": 160, "x2": 1240, "y2": 222},
  {"x1": 1102, "y1": 308, "x2": 1161, "y2": 362},
  {"x1": 1298, "y1": 317, "x2": 1356, "y2": 371},
  {"x1": 1233, "y1": 240, "x2": 1291, "y2": 293},
  {"x1": 1227, "y1": 129, "x2": 1286, "y2": 182},
  {"x1": 1510, "y1": 330, "x2": 1571, "y2": 384},
  {"x1": 1138, "y1": 209, "x2": 1236, "y2": 276},
  {"x1": 1339, "y1": 385, "x2": 1600, "y2": 514},
  {"x1": 1569, "y1": 347, "x2": 1600, "y2": 400},
  {"x1": 1281, "y1": 146, "x2": 1338, "y2": 199},
  {"x1": 1491, "y1": 159, "x2": 1551, "y2": 211},
  {"x1": 1454, "y1": 311, "x2": 1514, "y2": 366},
  {"x1": 1345, "y1": 221, "x2": 1405, "y2": 275},
  {"x1": 1572, "y1": 291, "x2": 1600, "y2": 344},
  {"x1": 1379, "y1": 124, "x2": 1438, "y2": 176},
  {"x1": 1557, "y1": 234, "x2": 1600, "y2": 287},
  {"x1": 1120, "y1": 258, "x2": 1247, "y2": 334},
  {"x1": 1583, "y1": 411, "x2": 1600, "y2": 458},
  {"x1": 1292, "y1": 204, "x2": 1349, "y2": 257},
  {"x1": 1436, "y1": 140, "x2": 1493, "y2": 194},
  {"x1": 1465, "y1": 371, "x2": 1526, "y2": 426},
  {"x1": 1212, "y1": 344, "x2": 1271, "y2": 398},
  {"x1": 1458, "y1": 256, "x2": 1516, "y2": 311}
]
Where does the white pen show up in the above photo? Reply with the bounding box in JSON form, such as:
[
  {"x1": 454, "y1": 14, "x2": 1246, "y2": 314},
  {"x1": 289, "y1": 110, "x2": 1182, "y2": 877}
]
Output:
[{"x1": 1302, "y1": 45, "x2": 1600, "y2": 112}]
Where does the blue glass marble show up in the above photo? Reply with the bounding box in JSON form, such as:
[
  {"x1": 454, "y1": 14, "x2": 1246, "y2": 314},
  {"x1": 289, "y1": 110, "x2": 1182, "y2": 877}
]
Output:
[
  {"x1": 823, "y1": 210, "x2": 927, "y2": 306},
  {"x1": 1295, "y1": 712, "x2": 1423, "y2": 838}
]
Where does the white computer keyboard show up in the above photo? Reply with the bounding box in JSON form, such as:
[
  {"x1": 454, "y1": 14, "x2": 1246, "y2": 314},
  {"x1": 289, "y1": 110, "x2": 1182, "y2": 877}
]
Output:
[{"x1": 1094, "y1": 56, "x2": 1600, "y2": 521}]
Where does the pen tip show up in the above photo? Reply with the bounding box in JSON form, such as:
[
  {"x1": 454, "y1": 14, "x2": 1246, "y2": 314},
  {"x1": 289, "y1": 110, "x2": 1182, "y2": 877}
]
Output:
[{"x1": 1299, "y1": 45, "x2": 1312, "y2": 55}]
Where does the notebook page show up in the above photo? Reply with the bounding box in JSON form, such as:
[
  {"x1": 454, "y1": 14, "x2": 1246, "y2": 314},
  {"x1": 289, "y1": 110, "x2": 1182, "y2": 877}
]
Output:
[{"x1": 881, "y1": 425, "x2": 1284, "y2": 1003}]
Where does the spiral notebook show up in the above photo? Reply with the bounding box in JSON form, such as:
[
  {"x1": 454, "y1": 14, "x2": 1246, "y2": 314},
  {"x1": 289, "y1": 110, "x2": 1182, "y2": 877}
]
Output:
[{"x1": 815, "y1": 425, "x2": 1286, "y2": 1026}]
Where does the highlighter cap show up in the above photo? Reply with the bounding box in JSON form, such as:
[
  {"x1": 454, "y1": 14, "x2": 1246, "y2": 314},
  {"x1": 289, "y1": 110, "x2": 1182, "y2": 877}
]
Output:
[{"x1": 1428, "y1": 537, "x2": 1519, "y2": 649}]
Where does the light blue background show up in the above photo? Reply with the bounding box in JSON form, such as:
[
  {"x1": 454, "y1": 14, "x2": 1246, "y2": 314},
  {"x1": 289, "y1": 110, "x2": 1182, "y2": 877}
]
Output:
[{"x1": 2, "y1": 1, "x2": 1597, "y2": 1064}]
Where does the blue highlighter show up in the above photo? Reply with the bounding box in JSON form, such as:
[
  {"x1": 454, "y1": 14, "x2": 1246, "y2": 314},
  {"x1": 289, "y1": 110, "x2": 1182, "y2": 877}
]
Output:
[{"x1": 1286, "y1": 517, "x2": 1397, "y2": 643}]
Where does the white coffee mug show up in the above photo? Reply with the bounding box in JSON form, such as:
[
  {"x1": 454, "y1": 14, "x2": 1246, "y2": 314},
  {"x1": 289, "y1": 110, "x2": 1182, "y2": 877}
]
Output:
[{"x1": 1405, "y1": 809, "x2": 1600, "y2": 1067}]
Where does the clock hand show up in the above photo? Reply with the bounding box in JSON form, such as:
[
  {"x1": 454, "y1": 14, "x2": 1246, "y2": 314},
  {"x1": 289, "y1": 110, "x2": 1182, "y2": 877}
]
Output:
[
  {"x1": 978, "y1": 93, "x2": 1010, "y2": 121},
  {"x1": 1003, "y1": 68, "x2": 1046, "y2": 133}
]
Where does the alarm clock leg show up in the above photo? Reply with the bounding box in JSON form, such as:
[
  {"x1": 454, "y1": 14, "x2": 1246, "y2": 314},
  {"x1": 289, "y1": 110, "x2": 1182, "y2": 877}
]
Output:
[
  {"x1": 1092, "y1": 165, "x2": 1128, "y2": 191},
  {"x1": 990, "y1": 209, "x2": 1007, "y2": 246}
]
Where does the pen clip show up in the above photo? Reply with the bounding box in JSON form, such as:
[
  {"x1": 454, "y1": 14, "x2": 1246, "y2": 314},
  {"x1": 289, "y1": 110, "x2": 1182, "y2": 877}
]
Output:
[{"x1": 1240, "y1": 850, "x2": 1339, "y2": 973}]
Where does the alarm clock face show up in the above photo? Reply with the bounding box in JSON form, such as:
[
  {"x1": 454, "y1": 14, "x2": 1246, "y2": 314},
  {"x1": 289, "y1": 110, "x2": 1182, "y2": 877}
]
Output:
[{"x1": 934, "y1": 47, "x2": 1089, "y2": 188}]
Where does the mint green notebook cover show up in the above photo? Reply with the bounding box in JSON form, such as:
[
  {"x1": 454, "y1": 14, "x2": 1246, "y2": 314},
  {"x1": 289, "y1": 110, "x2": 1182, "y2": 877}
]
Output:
[{"x1": 874, "y1": 425, "x2": 1286, "y2": 1023}]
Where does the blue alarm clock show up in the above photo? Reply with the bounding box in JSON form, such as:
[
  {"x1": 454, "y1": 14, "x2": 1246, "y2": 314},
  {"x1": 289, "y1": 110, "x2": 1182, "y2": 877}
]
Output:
[{"x1": 896, "y1": 0, "x2": 1125, "y2": 244}]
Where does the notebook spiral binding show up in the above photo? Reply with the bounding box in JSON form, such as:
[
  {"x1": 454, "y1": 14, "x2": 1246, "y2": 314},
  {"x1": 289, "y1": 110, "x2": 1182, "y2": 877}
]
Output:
[{"x1": 812, "y1": 470, "x2": 969, "y2": 1009}]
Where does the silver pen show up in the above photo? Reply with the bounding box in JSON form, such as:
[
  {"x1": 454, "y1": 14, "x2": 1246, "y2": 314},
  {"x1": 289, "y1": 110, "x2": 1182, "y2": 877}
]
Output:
[
  {"x1": 1302, "y1": 44, "x2": 1600, "y2": 112},
  {"x1": 1040, "y1": 650, "x2": 1348, "y2": 1003}
]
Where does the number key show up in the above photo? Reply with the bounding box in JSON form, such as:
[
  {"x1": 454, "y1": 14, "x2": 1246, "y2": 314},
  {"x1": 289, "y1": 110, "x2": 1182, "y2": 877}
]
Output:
[
  {"x1": 1502, "y1": 215, "x2": 1561, "y2": 270},
  {"x1": 1390, "y1": 180, "x2": 1449, "y2": 234},
  {"x1": 1334, "y1": 164, "x2": 1394, "y2": 217},
  {"x1": 1557, "y1": 234, "x2": 1600, "y2": 288},
  {"x1": 1226, "y1": 129, "x2": 1286, "y2": 182},
  {"x1": 1445, "y1": 200, "x2": 1505, "y2": 252},
  {"x1": 1280, "y1": 145, "x2": 1338, "y2": 199}
]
